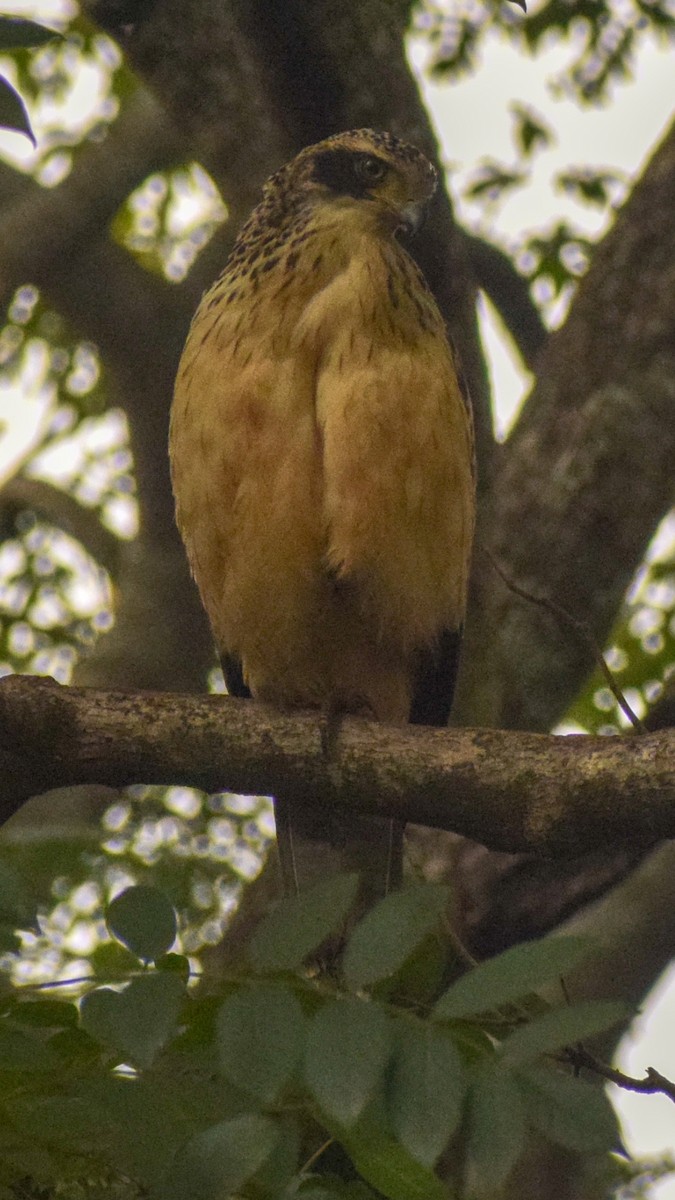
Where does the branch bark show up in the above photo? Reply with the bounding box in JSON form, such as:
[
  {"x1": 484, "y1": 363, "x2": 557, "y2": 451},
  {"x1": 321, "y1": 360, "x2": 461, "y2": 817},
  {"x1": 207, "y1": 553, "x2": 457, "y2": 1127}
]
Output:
[
  {"x1": 0, "y1": 85, "x2": 217, "y2": 692},
  {"x1": 1, "y1": 675, "x2": 672, "y2": 855},
  {"x1": 0, "y1": 85, "x2": 184, "y2": 313},
  {"x1": 2, "y1": 0, "x2": 673, "y2": 1008},
  {"x1": 0, "y1": 477, "x2": 120, "y2": 574},
  {"x1": 464, "y1": 232, "x2": 547, "y2": 370},
  {"x1": 460, "y1": 118, "x2": 675, "y2": 731}
]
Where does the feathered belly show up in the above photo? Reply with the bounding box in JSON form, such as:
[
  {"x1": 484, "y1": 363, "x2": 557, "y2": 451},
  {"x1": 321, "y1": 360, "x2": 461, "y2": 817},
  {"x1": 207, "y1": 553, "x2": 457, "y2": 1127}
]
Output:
[{"x1": 170, "y1": 252, "x2": 473, "y2": 722}]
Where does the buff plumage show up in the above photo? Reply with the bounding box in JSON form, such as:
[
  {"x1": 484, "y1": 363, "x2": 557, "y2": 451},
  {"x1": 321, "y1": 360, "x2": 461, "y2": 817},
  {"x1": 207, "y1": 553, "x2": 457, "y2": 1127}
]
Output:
[{"x1": 170, "y1": 129, "x2": 475, "y2": 902}]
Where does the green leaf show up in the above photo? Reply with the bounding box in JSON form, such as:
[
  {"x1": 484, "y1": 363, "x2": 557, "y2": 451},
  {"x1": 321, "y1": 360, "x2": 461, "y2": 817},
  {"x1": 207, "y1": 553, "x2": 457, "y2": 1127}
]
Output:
[
  {"x1": 511, "y1": 103, "x2": 552, "y2": 158},
  {"x1": 449, "y1": 1023, "x2": 496, "y2": 1064},
  {"x1": 106, "y1": 885, "x2": 177, "y2": 962},
  {"x1": 249, "y1": 873, "x2": 359, "y2": 971},
  {"x1": 80, "y1": 971, "x2": 185, "y2": 1069},
  {"x1": 465, "y1": 1060, "x2": 526, "y2": 1197},
  {"x1": 517, "y1": 1064, "x2": 620, "y2": 1153},
  {"x1": 0, "y1": 1022, "x2": 59, "y2": 1071},
  {"x1": 295, "y1": 1186, "x2": 360, "y2": 1200},
  {"x1": 296, "y1": 1182, "x2": 378, "y2": 1199},
  {"x1": 434, "y1": 936, "x2": 591, "y2": 1019},
  {"x1": 0, "y1": 17, "x2": 60, "y2": 49},
  {"x1": 388, "y1": 1022, "x2": 466, "y2": 1167},
  {"x1": 0, "y1": 75, "x2": 34, "y2": 144},
  {"x1": 464, "y1": 162, "x2": 526, "y2": 202},
  {"x1": 89, "y1": 938, "x2": 141, "y2": 978},
  {"x1": 340, "y1": 1123, "x2": 449, "y2": 1200},
  {"x1": 217, "y1": 982, "x2": 305, "y2": 1104},
  {"x1": 0, "y1": 857, "x2": 35, "y2": 925},
  {"x1": 500, "y1": 1000, "x2": 629, "y2": 1063},
  {"x1": 305, "y1": 997, "x2": 390, "y2": 1127},
  {"x1": 343, "y1": 885, "x2": 449, "y2": 991},
  {"x1": 169, "y1": 993, "x2": 224, "y2": 1052},
  {"x1": 156, "y1": 952, "x2": 191, "y2": 982},
  {"x1": 46, "y1": 1025, "x2": 102, "y2": 1067},
  {"x1": 163, "y1": 1114, "x2": 280, "y2": 1200},
  {"x1": 79, "y1": 1074, "x2": 194, "y2": 1183},
  {"x1": 524, "y1": 222, "x2": 593, "y2": 293},
  {"x1": 9, "y1": 1094, "x2": 111, "y2": 1162},
  {"x1": 557, "y1": 168, "x2": 625, "y2": 209},
  {"x1": 253, "y1": 1115, "x2": 300, "y2": 1195},
  {"x1": 8, "y1": 999, "x2": 77, "y2": 1028},
  {"x1": 522, "y1": 0, "x2": 600, "y2": 49}
]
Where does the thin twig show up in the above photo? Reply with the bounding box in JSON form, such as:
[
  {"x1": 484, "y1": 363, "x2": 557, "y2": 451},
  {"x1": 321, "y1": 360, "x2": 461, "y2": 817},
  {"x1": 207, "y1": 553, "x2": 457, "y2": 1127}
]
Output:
[
  {"x1": 300, "y1": 1138, "x2": 335, "y2": 1176},
  {"x1": 481, "y1": 545, "x2": 647, "y2": 734},
  {"x1": 564, "y1": 1045, "x2": 675, "y2": 1104}
]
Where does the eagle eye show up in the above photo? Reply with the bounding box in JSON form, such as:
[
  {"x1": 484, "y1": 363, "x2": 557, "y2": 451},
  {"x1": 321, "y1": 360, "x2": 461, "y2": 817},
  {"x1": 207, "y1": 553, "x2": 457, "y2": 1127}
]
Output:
[
  {"x1": 312, "y1": 147, "x2": 388, "y2": 197},
  {"x1": 356, "y1": 155, "x2": 387, "y2": 184}
]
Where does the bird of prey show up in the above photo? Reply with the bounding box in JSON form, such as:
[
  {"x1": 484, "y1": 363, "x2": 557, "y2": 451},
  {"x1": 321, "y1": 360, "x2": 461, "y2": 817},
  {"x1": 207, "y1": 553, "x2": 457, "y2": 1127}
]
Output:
[{"x1": 170, "y1": 129, "x2": 475, "y2": 910}]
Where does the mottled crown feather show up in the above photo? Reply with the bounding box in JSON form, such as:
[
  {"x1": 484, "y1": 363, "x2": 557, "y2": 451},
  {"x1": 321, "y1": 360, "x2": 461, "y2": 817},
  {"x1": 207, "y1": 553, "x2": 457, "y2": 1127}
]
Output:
[
  {"x1": 222, "y1": 130, "x2": 437, "y2": 287},
  {"x1": 264, "y1": 128, "x2": 437, "y2": 203}
]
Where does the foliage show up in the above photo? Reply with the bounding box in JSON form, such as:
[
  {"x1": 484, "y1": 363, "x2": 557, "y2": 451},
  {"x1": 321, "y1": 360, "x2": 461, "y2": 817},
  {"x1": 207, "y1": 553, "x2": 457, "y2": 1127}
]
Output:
[
  {"x1": 0, "y1": 879, "x2": 624, "y2": 1198},
  {"x1": 0, "y1": 16, "x2": 60, "y2": 145},
  {"x1": 0, "y1": 15, "x2": 120, "y2": 165},
  {"x1": 419, "y1": 0, "x2": 675, "y2": 102},
  {"x1": 111, "y1": 164, "x2": 226, "y2": 283},
  {"x1": 452, "y1": 99, "x2": 629, "y2": 330},
  {"x1": 608, "y1": 1155, "x2": 675, "y2": 1199},
  {"x1": 0, "y1": 284, "x2": 130, "y2": 680},
  {"x1": 2, "y1": 783, "x2": 273, "y2": 987},
  {"x1": 567, "y1": 518, "x2": 675, "y2": 732},
  {"x1": 0, "y1": 0, "x2": 674, "y2": 1195}
]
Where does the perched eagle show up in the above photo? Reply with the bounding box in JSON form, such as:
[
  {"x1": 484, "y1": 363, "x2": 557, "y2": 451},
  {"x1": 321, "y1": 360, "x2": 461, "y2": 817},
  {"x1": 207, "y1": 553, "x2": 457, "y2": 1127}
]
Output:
[{"x1": 170, "y1": 129, "x2": 475, "y2": 909}]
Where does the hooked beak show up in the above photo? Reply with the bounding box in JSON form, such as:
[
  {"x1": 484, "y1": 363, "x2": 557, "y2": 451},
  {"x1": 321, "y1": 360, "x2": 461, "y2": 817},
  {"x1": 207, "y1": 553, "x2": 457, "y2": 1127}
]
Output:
[{"x1": 398, "y1": 200, "x2": 426, "y2": 237}]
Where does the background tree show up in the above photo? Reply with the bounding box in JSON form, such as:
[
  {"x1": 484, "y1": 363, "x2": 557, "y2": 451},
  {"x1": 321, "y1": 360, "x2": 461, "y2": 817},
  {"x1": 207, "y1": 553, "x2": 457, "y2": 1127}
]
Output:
[{"x1": 0, "y1": 1, "x2": 674, "y2": 1197}]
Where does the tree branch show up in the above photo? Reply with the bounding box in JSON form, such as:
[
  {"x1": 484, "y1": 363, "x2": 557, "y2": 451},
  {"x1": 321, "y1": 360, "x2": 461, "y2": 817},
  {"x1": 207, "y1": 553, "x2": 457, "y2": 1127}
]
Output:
[
  {"x1": 0, "y1": 86, "x2": 219, "y2": 692},
  {"x1": 0, "y1": 477, "x2": 120, "y2": 574},
  {"x1": 564, "y1": 1046, "x2": 675, "y2": 1105},
  {"x1": 464, "y1": 232, "x2": 547, "y2": 370},
  {"x1": 0, "y1": 84, "x2": 185, "y2": 312},
  {"x1": 81, "y1": 0, "x2": 292, "y2": 229},
  {"x1": 1, "y1": 675, "x2": 673, "y2": 855},
  {"x1": 461, "y1": 118, "x2": 675, "y2": 730}
]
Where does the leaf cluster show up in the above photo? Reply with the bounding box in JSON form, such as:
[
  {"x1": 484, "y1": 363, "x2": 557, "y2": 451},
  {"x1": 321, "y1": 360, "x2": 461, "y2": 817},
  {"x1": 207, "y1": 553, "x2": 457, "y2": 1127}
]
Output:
[
  {"x1": 0, "y1": 17, "x2": 59, "y2": 146},
  {"x1": 457, "y1": 106, "x2": 623, "y2": 331},
  {"x1": 0, "y1": 14, "x2": 123, "y2": 160},
  {"x1": 0, "y1": 514, "x2": 111, "y2": 681},
  {"x1": 0, "y1": 783, "x2": 273, "y2": 986},
  {"x1": 419, "y1": 0, "x2": 675, "y2": 104},
  {"x1": 0, "y1": 878, "x2": 626, "y2": 1198},
  {"x1": 0, "y1": 285, "x2": 135, "y2": 680},
  {"x1": 111, "y1": 164, "x2": 226, "y2": 284},
  {"x1": 567, "y1": 542, "x2": 675, "y2": 733}
]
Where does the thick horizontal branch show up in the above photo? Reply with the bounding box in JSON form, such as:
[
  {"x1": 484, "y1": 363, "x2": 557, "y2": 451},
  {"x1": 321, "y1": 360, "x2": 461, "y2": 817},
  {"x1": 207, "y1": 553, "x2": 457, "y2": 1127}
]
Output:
[{"x1": 1, "y1": 675, "x2": 673, "y2": 857}]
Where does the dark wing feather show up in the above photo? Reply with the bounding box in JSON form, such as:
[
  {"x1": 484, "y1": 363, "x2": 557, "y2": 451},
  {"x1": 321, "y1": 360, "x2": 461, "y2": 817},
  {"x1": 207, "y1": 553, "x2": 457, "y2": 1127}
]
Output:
[
  {"x1": 409, "y1": 628, "x2": 463, "y2": 728},
  {"x1": 220, "y1": 653, "x2": 251, "y2": 699}
]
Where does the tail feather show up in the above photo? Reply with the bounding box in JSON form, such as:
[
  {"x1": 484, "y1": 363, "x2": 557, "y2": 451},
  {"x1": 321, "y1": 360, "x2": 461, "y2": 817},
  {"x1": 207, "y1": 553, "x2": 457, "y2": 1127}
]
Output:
[{"x1": 274, "y1": 795, "x2": 403, "y2": 910}]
